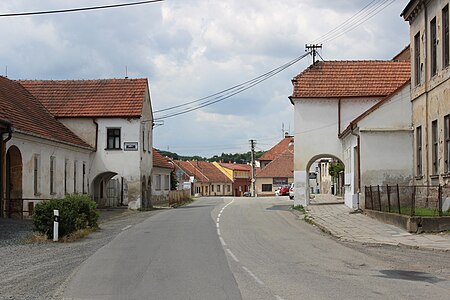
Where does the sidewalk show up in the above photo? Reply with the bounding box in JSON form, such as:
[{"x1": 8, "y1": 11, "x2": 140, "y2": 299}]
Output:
[{"x1": 301, "y1": 199, "x2": 450, "y2": 252}]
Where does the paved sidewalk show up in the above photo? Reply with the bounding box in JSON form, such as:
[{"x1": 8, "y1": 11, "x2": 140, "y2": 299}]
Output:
[{"x1": 304, "y1": 203, "x2": 450, "y2": 251}]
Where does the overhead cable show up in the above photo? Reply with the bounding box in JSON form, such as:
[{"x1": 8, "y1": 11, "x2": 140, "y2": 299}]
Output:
[{"x1": 0, "y1": 0, "x2": 164, "y2": 17}]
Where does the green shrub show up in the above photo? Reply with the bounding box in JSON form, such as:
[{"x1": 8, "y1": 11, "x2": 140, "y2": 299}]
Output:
[{"x1": 33, "y1": 194, "x2": 99, "y2": 239}]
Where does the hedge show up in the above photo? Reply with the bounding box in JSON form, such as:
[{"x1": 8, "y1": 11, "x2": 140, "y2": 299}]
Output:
[{"x1": 33, "y1": 194, "x2": 99, "y2": 239}]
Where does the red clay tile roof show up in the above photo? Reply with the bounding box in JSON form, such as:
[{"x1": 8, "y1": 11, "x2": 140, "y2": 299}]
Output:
[
  {"x1": 153, "y1": 148, "x2": 173, "y2": 170},
  {"x1": 174, "y1": 160, "x2": 231, "y2": 183},
  {"x1": 290, "y1": 61, "x2": 410, "y2": 99},
  {"x1": 257, "y1": 150, "x2": 294, "y2": 178},
  {"x1": 18, "y1": 78, "x2": 148, "y2": 118},
  {"x1": 0, "y1": 76, "x2": 92, "y2": 149},
  {"x1": 259, "y1": 136, "x2": 294, "y2": 162},
  {"x1": 219, "y1": 162, "x2": 251, "y2": 172}
]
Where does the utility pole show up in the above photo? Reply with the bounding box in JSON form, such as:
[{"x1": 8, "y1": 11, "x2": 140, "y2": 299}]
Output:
[
  {"x1": 305, "y1": 44, "x2": 322, "y2": 65},
  {"x1": 249, "y1": 139, "x2": 256, "y2": 197}
]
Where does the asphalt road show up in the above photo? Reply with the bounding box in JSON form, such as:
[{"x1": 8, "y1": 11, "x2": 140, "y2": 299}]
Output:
[{"x1": 63, "y1": 197, "x2": 450, "y2": 299}]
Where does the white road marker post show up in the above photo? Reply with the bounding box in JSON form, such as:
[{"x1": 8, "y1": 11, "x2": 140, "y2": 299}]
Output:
[{"x1": 53, "y1": 209, "x2": 59, "y2": 242}]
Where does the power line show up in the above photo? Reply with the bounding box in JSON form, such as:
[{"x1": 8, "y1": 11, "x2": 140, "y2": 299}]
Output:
[
  {"x1": 154, "y1": 52, "x2": 310, "y2": 120},
  {"x1": 0, "y1": 0, "x2": 164, "y2": 17}
]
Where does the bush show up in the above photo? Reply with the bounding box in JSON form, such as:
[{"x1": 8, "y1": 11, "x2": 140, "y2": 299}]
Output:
[{"x1": 33, "y1": 194, "x2": 99, "y2": 239}]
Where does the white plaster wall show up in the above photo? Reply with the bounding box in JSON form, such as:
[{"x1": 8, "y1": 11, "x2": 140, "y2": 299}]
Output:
[
  {"x1": 340, "y1": 97, "x2": 380, "y2": 133},
  {"x1": 59, "y1": 118, "x2": 97, "y2": 148},
  {"x1": 92, "y1": 118, "x2": 142, "y2": 208},
  {"x1": 341, "y1": 134, "x2": 359, "y2": 208},
  {"x1": 140, "y1": 89, "x2": 153, "y2": 201},
  {"x1": 6, "y1": 133, "x2": 91, "y2": 212},
  {"x1": 152, "y1": 167, "x2": 171, "y2": 196}
]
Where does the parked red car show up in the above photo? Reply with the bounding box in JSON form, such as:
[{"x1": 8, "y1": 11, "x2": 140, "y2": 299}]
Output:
[{"x1": 278, "y1": 186, "x2": 290, "y2": 196}]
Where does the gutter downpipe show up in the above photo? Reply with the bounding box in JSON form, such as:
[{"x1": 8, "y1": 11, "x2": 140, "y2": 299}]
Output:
[
  {"x1": 350, "y1": 125, "x2": 362, "y2": 212},
  {"x1": 424, "y1": 4, "x2": 429, "y2": 185},
  {"x1": 0, "y1": 126, "x2": 12, "y2": 218}
]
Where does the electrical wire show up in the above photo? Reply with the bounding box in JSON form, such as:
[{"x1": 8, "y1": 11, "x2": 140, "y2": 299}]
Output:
[
  {"x1": 154, "y1": 52, "x2": 310, "y2": 120},
  {"x1": 0, "y1": 0, "x2": 164, "y2": 17}
]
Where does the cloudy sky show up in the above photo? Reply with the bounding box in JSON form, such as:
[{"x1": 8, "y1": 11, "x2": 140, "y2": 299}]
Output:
[{"x1": 0, "y1": 0, "x2": 410, "y2": 157}]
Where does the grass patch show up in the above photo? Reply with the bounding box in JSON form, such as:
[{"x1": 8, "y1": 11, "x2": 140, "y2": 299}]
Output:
[
  {"x1": 292, "y1": 205, "x2": 305, "y2": 213},
  {"x1": 171, "y1": 197, "x2": 195, "y2": 208},
  {"x1": 377, "y1": 206, "x2": 450, "y2": 217},
  {"x1": 59, "y1": 227, "x2": 97, "y2": 242}
]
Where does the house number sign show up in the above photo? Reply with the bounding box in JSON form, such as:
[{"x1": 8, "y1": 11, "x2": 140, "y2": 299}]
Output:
[{"x1": 124, "y1": 142, "x2": 138, "y2": 151}]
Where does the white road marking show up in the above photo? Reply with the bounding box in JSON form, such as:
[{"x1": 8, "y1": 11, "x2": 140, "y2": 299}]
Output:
[
  {"x1": 217, "y1": 229, "x2": 221, "y2": 235},
  {"x1": 121, "y1": 225, "x2": 132, "y2": 231},
  {"x1": 216, "y1": 223, "x2": 220, "y2": 228},
  {"x1": 242, "y1": 266, "x2": 264, "y2": 285},
  {"x1": 218, "y1": 213, "x2": 221, "y2": 218},
  {"x1": 226, "y1": 248, "x2": 239, "y2": 262},
  {"x1": 219, "y1": 236, "x2": 226, "y2": 246},
  {"x1": 217, "y1": 217, "x2": 220, "y2": 222},
  {"x1": 275, "y1": 295, "x2": 285, "y2": 300}
]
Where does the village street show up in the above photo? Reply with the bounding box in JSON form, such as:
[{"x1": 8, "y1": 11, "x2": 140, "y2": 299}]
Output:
[{"x1": 58, "y1": 197, "x2": 450, "y2": 300}]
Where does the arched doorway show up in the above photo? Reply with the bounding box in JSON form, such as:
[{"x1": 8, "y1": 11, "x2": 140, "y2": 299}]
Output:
[
  {"x1": 6, "y1": 146, "x2": 23, "y2": 218},
  {"x1": 92, "y1": 171, "x2": 117, "y2": 208},
  {"x1": 304, "y1": 154, "x2": 345, "y2": 206}
]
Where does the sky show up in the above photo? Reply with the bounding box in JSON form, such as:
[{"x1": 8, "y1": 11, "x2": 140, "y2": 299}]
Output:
[{"x1": 0, "y1": 0, "x2": 411, "y2": 157}]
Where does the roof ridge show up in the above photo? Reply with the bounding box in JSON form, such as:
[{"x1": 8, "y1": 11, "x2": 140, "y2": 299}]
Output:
[{"x1": 187, "y1": 161, "x2": 210, "y2": 182}]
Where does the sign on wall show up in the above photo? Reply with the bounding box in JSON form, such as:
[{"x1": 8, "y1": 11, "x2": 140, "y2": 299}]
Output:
[
  {"x1": 273, "y1": 177, "x2": 288, "y2": 186},
  {"x1": 124, "y1": 142, "x2": 138, "y2": 151}
]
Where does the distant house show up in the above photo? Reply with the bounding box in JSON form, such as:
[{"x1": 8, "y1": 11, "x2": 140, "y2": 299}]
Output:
[
  {"x1": 213, "y1": 162, "x2": 251, "y2": 196},
  {"x1": 19, "y1": 79, "x2": 153, "y2": 209},
  {"x1": 173, "y1": 160, "x2": 232, "y2": 196},
  {"x1": 256, "y1": 149, "x2": 294, "y2": 196},
  {"x1": 151, "y1": 148, "x2": 173, "y2": 205},
  {"x1": 289, "y1": 60, "x2": 411, "y2": 208},
  {"x1": 402, "y1": 0, "x2": 450, "y2": 187},
  {"x1": 258, "y1": 134, "x2": 294, "y2": 169},
  {"x1": 0, "y1": 76, "x2": 94, "y2": 218}
]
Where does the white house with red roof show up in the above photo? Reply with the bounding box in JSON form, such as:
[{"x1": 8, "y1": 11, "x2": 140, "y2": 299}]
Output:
[
  {"x1": 151, "y1": 148, "x2": 173, "y2": 204},
  {"x1": 19, "y1": 79, "x2": 153, "y2": 210},
  {"x1": 289, "y1": 60, "x2": 411, "y2": 208},
  {"x1": 0, "y1": 76, "x2": 94, "y2": 217}
]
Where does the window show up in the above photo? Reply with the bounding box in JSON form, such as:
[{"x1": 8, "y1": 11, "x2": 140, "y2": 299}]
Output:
[
  {"x1": 445, "y1": 115, "x2": 450, "y2": 173},
  {"x1": 431, "y1": 17, "x2": 437, "y2": 76},
  {"x1": 74, "y1": 161, "x2": 78, "y2": 193},
  {"x1": 432, "y1": 120, "x2": 438, "y2": 175},
  {"x1": 82, "y1": 162, "x2": 86, "y2": 194},
  {"x1": 164, "y1": 175, "x2": 170, "y2": 190},
  {"x1": 217, "y1": 185, "x2": 220, "y2": 192},
  {"x1": 416, "y1": 126, "x2": 423, "y2": 176},
  {"x1": 33, "y1": 154, "x2": 40, "y2": 195},
  {"x1": 227, "y1": 185, "x2": 231, "y2": 192},
  {"x1": 50, "y1": 156, "x2": 55, "y2": 194},
  {"x1": 107, "y1": 128, "x2": 121, "y2": 149},
  {"x1": 414, "y1": 32, "x2": 421, "y2": 85},
  {"x1": 155, "y1": 174, "x2": 162, "y2": 191},
  {"x1": 211, "y1": 185, "x2": 214, "y2": 192},
  {"x1": 64, "y1": 159, "x2": 69, "y2": 194},
  {"x1": 443, "y1": 5, "x2": 449, "y2": 67},
  {"x1": 262, "y1": 184, "x2": 272, "y2": 192}
]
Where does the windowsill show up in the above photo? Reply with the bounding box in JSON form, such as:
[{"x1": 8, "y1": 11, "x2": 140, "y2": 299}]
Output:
[
  {"x1": 50, "y1": 192, "x2": 56, "y2": 196},
  {"x1": 442, "y1": 173, "x2": 450, "y2": 178},
  {"x1": 415, "y1": 175, "x2": 424, "y2": 180},
  {"x1": 430, "y1": 174, "x2": 439, "y2": 179},
  {"x1": 105, "y1": 148, "x2": 122, "y2": 151},
  {"x1": 34, "y1": 193, "x2": 41, "y2": 197}
]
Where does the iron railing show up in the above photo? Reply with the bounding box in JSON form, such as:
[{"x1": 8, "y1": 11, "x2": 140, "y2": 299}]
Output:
[
  {"x1": 2, "y1": 198, "x2": 48, "y2": 219},
  {"x1": 365, "y1": 185, "x2": 450, "y2": 217}
]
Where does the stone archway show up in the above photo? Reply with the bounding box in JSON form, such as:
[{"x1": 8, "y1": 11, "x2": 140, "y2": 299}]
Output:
[
  {"x1": 6, "y1": 146, "x2": 23, "y2": 218},
  {"x1": 294, "y1": 153, "x2": 344, "y2": 207},
  {"x1": 306, "y1": 154, "x2": 345, "y2": 204},
  {"x1": 92, "y1": 171, "x2": 117, "y2": 208}
]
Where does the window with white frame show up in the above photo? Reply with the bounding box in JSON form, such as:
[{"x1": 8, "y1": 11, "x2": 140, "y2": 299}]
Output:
[
  {"x1": 217, "y1": 185, "x2": 220, "y2": 192},
  {"x1": 64, "y1": 159, "x2": 69, "y2": 194},
  {"x1": 82, "y1": 162, "x2": 86, "y2": 194},
  {"x1": 414, "y1": 32, "x2": 421, "y2": 85},
  {"x1": 155, "y1": 174, "x2": 162, "y2": 191},
  {"x1": 164, "y1": 174, "x2": 170, "y2": 190},
  {"x1": 430, "y1": 17, "x2": 437, "y2": 76}
]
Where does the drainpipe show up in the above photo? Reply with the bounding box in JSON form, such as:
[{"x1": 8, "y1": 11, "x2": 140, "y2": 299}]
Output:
[
  {"x1": 423, "y1": 5, "x2": 429, "y2": 185},
  {"x1": 350, "y1": 125, "x2": 362, "y2": 212},
  {"x1": 0, "y1": 125, "x2": 12, "y2": 218}
]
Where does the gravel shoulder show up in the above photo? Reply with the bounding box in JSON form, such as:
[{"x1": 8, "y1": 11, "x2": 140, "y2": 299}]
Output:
[{"x1": 0, "y1": 209, "x2": 164, "y2": 300}]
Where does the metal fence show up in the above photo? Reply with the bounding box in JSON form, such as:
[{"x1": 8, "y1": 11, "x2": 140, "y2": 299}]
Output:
[
  {"x1": 2, "y1": 198, "x2": 48, "y2": 219},
  {"x1": 365, "y1": 185, "x2": 450, "y2": 217}
]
